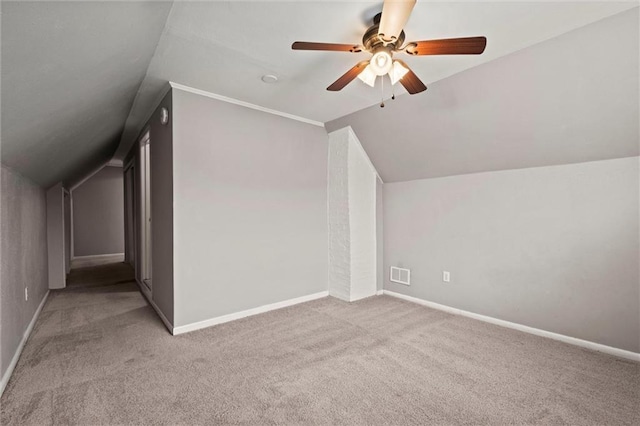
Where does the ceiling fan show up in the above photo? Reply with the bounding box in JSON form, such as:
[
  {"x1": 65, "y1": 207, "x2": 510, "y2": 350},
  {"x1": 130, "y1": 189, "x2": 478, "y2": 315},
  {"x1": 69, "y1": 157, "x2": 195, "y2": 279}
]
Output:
[{"x1": 292, "y1": 0, "x2": 486, "y2": 96}]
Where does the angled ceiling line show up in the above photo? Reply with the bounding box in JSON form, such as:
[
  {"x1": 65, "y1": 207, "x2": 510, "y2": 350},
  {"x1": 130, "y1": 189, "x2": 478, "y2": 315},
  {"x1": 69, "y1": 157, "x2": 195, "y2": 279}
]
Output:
[
  {"x1": 169, "y1": 82, "x2": 324, "y2": 128},
  {"x1": 113, "y1": 0, "x2": 177, "y2": 161}
]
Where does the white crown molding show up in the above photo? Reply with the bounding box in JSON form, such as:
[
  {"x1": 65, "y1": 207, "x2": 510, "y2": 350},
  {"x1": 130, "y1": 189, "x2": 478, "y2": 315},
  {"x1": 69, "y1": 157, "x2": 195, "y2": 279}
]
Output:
[
  {"x1": 173, "y1": 291, "x2": 329, "y2": 335},
  {"x1": 169, "y1": 81, "x2": 325, "y2": 128},
  {"x1": 1, "y1": 291, "x2": 49, "y2": 397},
  {"x1": 383, "y1": 290, "x2": 640, "y2": 363}
]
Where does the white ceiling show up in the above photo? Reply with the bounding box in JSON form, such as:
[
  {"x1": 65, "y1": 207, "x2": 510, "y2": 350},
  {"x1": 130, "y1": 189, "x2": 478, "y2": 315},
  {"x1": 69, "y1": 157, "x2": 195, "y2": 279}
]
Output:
[{"x1": 114, "y1": 0, "x2": 636, "y2": 160}]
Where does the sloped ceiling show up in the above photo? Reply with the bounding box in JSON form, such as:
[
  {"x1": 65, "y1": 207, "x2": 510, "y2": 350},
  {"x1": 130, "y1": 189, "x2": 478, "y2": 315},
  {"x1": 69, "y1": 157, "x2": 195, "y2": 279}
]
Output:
[
  {"x1": 1, "y1": 1, "x2": 172, "y2": 188},
  {"x1": 2, "y1": 1, "x2": 637, "y2": 187},
  {"x1": 113, "y1": 1, "x2": 636, "y2": 160},
  {"x1": 326, "y1": 8, "x2": 639, "y2": 182}
]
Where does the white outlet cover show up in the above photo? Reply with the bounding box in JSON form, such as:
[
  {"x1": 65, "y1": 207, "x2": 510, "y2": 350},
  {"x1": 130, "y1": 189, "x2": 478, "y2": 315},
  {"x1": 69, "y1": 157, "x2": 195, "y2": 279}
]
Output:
[{"x1": 443, "y1": 271, "x2": 451, "y2": 283}]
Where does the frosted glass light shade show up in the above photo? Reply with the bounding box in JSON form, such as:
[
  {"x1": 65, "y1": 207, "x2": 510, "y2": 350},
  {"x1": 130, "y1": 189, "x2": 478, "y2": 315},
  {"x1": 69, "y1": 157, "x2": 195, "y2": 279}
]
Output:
[
  {"x1": 389, "y1": 61, "x2": 409, "y2": 85},
  {"x1": 369, "y1": 50, "x2": 393, "y2": 76},
  {"x1": 358, "y1": 64, "x2": 377, "y2": 87}
]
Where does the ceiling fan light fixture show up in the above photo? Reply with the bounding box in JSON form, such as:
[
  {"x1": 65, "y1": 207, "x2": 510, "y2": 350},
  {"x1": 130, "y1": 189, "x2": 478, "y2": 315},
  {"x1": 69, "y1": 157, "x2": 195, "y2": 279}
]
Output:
[
  {"x1": 357, "y1": 64, "x2": 377, "y2": 87},
  {"x1": 369, "y1": 49, "x2": 393, "y2": 76},
  {"x1": 389, "y1": 60, "x2": 409, "y2": 85}
]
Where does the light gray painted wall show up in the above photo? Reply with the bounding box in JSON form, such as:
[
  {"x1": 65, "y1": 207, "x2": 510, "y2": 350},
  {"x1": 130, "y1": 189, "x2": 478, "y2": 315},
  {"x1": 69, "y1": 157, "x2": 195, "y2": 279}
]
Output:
[
  {"x1": 326, "y1": 9, "x2": 639, "y2": 182},
  {"x1": 171, "y1": 88, "x2": 328, "y2": 327},
  {"x1": 1, "y1": 166, "x2": 48, "y2": 382},
  {"x1": 72, "y1": 166, "x2": 124, "y2": 257},
  {"x1": 150, "y1": 90, "x2": 174, "y2": 324},
  {"x1": 46, "y1": 184, "x2": 65, "y2": 289},
  {"x1": 383, "y1": 157, "x2": 639, "y2": 352}
]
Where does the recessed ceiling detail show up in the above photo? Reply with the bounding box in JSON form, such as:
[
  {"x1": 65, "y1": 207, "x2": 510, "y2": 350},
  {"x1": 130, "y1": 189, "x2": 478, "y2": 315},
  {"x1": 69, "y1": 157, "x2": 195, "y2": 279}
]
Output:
[{"x1": 261, "y1": 74, "x2": 278, "y2": 84}]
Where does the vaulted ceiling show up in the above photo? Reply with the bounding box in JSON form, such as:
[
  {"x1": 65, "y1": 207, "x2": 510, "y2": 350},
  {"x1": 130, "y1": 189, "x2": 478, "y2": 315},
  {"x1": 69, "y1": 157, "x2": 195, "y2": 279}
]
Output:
[
  {"x1": 1, "y1": 1, "x2": 637, "y2": 188},
  {"x1": 327, "y1": 8, "x2": 639, "y2": 182},
  {"x1": 1, "y1": 1, "x2": 172, "y2": 187}
]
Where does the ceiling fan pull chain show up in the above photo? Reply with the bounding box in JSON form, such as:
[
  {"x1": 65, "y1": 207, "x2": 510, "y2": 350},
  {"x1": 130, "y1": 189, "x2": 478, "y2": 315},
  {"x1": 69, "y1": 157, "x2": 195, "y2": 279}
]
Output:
[{"x1": 380, "y1": 75, "x2": 385, "y2": 108}]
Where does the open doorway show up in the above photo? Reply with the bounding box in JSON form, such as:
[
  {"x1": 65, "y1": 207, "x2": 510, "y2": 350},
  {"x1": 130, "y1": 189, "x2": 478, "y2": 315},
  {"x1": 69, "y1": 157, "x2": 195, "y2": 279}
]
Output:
[
  {"x1": 124, "y1": 161, "x2": 136, "y2": 268},
  {"x1": 139, "y1": 131, "x2": 152, "y2": 291}
]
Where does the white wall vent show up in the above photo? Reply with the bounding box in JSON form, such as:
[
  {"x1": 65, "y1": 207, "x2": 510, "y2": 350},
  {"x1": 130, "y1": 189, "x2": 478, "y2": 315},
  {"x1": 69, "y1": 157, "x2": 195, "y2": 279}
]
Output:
[{"x1": 390, "y1": 267, "x2": 410, "y2": 286}]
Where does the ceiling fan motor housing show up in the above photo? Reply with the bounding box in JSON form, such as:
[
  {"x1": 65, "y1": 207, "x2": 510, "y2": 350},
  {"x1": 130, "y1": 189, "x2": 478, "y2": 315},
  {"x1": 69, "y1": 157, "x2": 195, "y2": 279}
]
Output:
[{"x1": 363, "y1": 12, "x2": 405, "y2": 52}]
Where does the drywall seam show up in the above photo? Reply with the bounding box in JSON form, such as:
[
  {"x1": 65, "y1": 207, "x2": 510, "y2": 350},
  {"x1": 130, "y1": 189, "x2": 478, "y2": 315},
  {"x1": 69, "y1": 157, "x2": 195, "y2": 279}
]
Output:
[
  {"x1": 173, "y1": 291, "x2": 329, "y2": 335},
  {"x1": 169, "y1": 82, "x2": 324, "y2": 128},
  {"x1": 383, "y1": 290, "x2": 640, "y2": 362},
  {"x1": 136, "y1": 279, "x2": 173, "y2": 334},
  {"x1": 0, "y1": 291, "x2": 49, "y2": 397}
]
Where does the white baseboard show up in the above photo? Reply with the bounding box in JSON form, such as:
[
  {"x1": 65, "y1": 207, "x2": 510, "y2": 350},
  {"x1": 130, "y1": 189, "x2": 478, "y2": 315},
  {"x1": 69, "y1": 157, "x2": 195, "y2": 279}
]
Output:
[
  {"x1": 1, "y1": 291, "x2": 49, "y2": 397},
  {"x1": 71, "y1": 253, "x2": 124, "y2": 261},
  {"x1": 375, "y1": 289, "x2": 384, "y2": 296},
  {"x1": 383, "y1": 290, "x2": 640, "y2": 363},
  {"x1": 71, "y1": 253, "x2": 125, "y2": 269},
  {"x1": 135, "y1": 279, "x2": 173, "y2": 334},
  {"x1": 173, "y1": 291, "x2": 329, "y2": 335}
]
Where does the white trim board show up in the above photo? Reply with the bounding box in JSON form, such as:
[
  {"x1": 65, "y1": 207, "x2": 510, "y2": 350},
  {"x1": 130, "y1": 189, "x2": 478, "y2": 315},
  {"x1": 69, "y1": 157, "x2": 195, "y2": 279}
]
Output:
[
  {"x1": 169, "y1": 82, "x2": 325, "y2": 128},
  {"x1": 71, "y1": 253, "x2": 125, "y2": 270},
  {"x1": 383, "y1": 290, "x2": 640, "y2": 363},
  {"x1": 1, "y1": 291, "x2": 49, "y2": 397},
  {"x1": 71, "y1": 253, "x2": 125, "y2": 261},
  {"x1": 173, "y1": 291, "x2": 329, "y2": 335},
  {"x1": 70, "y1": 162, "x2": 107, "y2": 193},
  {"x1": 135, "y1": 279, "x2": 173, "y2": 334}
]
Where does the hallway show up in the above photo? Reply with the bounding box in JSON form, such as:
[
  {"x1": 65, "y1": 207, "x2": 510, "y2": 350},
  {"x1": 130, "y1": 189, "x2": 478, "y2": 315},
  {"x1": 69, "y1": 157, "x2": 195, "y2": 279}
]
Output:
[{"x1": 0, "y1": 263, "x2": 171, "y2": 424}]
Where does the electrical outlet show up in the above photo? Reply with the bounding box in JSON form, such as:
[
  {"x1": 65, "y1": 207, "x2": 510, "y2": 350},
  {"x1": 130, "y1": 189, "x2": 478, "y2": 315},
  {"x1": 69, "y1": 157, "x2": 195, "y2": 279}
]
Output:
[
  {"x1": 25, "y1": 287, "x2": 28, "y2": 301},
  {"x1": 442, "y1": 271, "x2": 451, "y2": 283}
]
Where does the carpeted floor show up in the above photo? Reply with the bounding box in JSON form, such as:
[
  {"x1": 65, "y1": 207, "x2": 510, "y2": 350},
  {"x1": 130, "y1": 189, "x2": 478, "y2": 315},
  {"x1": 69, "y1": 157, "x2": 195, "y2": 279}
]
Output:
[{"x1": 1, "y1": 263, "x2": 638, "y2": 425}]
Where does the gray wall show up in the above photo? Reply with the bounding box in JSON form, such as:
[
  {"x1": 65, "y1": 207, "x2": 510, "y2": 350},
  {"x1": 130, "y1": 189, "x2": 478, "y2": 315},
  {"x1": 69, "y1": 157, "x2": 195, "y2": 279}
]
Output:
[
  {"x1": 326, "y1": 9, "x2": 638, "y2": 182},
  {"x1": 383, "y1": 157, "x2": 639, "y2": 352},
  {"x1": 72, "y1": 166, "x2": 124, "y2": 257},
  {"x1": 46, "y1": 183, "x2": 65, "y2": 289},
  {"x1": 1, "y1": 166, "x2": 48, "y2": 383},
  {"x1": 150, "y1": 90, "x2": 174, "y2": 324},
  {"x1": 172, "y1": 88, "x2": 328, "y2": 327}
]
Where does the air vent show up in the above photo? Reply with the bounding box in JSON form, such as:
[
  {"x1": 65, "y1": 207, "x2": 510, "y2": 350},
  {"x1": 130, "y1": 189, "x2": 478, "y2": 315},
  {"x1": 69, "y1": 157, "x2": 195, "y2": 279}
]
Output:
[{"x1": 390, "y1": 266, "x2": 410, "y2": 286}]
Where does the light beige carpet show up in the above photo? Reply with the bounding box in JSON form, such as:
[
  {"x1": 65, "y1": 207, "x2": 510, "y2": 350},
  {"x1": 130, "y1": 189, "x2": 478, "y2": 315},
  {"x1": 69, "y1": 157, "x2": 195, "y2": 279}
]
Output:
[{"x1": 1, "y1": 263, "x2": 638, "y2": 425}]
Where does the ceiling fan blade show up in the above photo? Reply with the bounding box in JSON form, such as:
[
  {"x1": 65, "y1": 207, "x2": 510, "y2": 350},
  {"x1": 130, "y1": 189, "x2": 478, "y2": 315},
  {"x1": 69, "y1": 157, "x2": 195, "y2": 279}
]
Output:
[
  {"x1": 292, "y1": 42, "x2": 362, "y2": 53},
  {"x1": 327, "y1": 61, "x2": 370, "y2": 91},
  {"x1": 394, "y1": 60, "x2": 427, "y2": 94},
  {"x1": 378, "y1": 0, "x2": 416, "y2": 42},
  {"x1": 406, "y1": 36, "x2": 487, "y2": 55}
]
